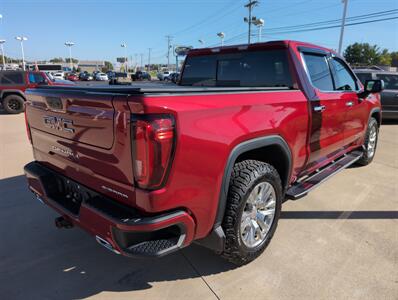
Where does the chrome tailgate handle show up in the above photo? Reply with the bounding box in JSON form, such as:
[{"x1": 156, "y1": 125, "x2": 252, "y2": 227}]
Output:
[{"x1": 346, "y1": 101, "x2": 354, "y2": 107}]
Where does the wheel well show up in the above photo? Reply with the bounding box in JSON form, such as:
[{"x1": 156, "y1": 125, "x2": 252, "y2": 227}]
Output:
[
  {"x1": 235, "y1": 144, "x2": 290, "y2": 189},
  {"x1": 371, "y1": 111, "x2": 381, "y2": 127},
  {"x1": 1, "y1": 92, "x2": 26, "y2": 102}
]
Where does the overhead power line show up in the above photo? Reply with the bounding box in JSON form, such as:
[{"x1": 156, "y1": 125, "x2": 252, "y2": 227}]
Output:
[
  {"x1": 265, "y1": 9, "x2": 398, "y2": 32},
  {"x1": 266, "y1": 16, "x2": 398, "y2": 35},
  {"x1": 216, "y1": 10, "x2": 398, "y2": 46}
]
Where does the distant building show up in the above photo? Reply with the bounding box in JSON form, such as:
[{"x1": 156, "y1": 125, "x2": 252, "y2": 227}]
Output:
[{"x1": 78, "y1": 60, "x2": 105, "y2": 73}]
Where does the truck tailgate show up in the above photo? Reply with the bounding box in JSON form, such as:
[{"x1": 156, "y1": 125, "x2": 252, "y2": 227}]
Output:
[
  {"x1": 25, "y1": 88, "x2": 136, "y2": 198},
  {"x1": 27, "y1": 91, "x2": 115, "y2": 149}
]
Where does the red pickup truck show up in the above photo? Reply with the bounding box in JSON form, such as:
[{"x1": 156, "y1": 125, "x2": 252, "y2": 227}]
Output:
[
  {"x1": 23, "y1": 41, "x2": 383, "y2": 265},
  {"x1": 0, "y1": 70, "x2": 74, "y2": 114}
]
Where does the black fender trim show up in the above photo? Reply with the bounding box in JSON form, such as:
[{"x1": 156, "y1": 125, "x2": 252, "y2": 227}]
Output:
[
  {"x1": 0, "y1": 89, "x2": 26, "y2": 101},
  {"x1": 199, "y1": 135, "x2": 292, "y2": 253},
  {"x1": 214, "y1": 135, "x2": 292, "y2": 228}
]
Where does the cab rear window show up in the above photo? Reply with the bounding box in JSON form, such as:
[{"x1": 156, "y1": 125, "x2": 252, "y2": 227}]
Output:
[{"x1": 181, "y1": 50, "x2": 293, "y2": 88}]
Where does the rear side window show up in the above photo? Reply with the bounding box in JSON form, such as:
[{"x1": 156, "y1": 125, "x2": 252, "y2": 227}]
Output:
[
  {"x1": 302, "y1": 53, "x2": 333, "y2": 91},
  {"x1": 181, "y1": 50, "x2": 292, "y2": 88},
  {"x1": 0, "y1": 72, "x2": 24, "y2": 85},
  {"x1": 375, "y1": 74, "x2": 398, "y2": 90},
  {"x1": 330, "y1": 58, "x2": 358, "y2": 91}
]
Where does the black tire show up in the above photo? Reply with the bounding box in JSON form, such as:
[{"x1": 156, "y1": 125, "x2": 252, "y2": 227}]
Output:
[
  {"x1": 3, "y1": 94, "x2": 25, "y2": 114},
  {"x1": 221, "y1": 160, "x2": 282, "y2": 265},
  {"x1": 356, "y1": 117, "x2": 379, "y2": 166}
]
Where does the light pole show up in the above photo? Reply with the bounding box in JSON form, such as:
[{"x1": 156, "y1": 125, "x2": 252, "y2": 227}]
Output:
[
  {"x1": 244, "y1": 0, "x2": 259, "y2": 44},
  {"x1": 253, "y1": 18, "x2": 264, "y2": 42},
  {"x1": 0, "y1": 40, "x2": 5, "y2": 69},
  {"x1": 166, "y1": 35, "x2": 173, "y2": 70},
  {"x1": 338, "y1": 0, "x2": 349, "y2": 54},
  {"x1": 217, "y1": 32, "x2": 225, "y2": 46},
  {"x1": 134, "y1": 54, "x2": 138, "y2": 72},
  {"x1": 64, "y1": 41, "x2": 75, "y2": 71},
  {"x1": 148, "y1": 48, "x2": 151, "y2": 72},
  {"x1": 15, "y1": 36, "x2": 27, "y2": 70},
  {"x1": 121, "y1": 43, "x2": 127, "y2": 72}
]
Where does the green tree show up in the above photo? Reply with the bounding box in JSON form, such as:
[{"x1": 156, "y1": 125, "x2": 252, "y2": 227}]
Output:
[
  {"x1": 49, "y1": 57, "x2": 64, "y2": 63},
  {"x1": 379, "y1": 49, "x2": 392, "y2": 66},
  {"x1": 344, "y1": 43, "x2": 382, "y2": 66},
  {"x1": 390, "y1": 51, "x2": 398, "y2": 67},
  {"x1": 102, "y1": 61, "x2": 114, "y2": 72}
]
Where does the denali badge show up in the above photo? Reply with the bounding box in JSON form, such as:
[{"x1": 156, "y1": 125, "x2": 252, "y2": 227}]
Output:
[
  {"x1": 50, "y1": 145, "x2": 79, "y2": 160},
  {"x1": 101, "y1": 185, "x2": 129, "y2": 199},
  {"x1": 43, "y1": 116, "x2": 75, "y2": 133}
]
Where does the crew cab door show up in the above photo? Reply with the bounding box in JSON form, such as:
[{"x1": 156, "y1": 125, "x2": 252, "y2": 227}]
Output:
[
  {"x1": 301, "y1": 52, "x2": 347, "y2": 169},
  {"x1": 328, "y1": 57, "x2": 367, "y2": 147}
]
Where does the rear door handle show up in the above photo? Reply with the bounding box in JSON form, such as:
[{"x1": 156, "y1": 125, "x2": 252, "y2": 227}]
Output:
[
  {"x1": 313, "y1": 105, "x2": 326, "y2": 112},
  {"x1": 346, "y1": 101, "x2": 354, "y2": 107}
]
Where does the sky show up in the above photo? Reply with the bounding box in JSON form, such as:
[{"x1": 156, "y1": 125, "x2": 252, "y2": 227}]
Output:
[{"x1": 0, "y1": 0, "x2": 397, "y2": 65}]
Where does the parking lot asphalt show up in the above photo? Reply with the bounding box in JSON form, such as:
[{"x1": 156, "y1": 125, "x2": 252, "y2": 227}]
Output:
[{"x1": 0, "y1": 112, "x2": 397, "y2": 300}]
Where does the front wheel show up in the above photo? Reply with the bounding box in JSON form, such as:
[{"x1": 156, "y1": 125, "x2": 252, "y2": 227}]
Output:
[
  {"x1": 3, "y1": 94, "x2": 25, "y2": 114},
  {"x1": 356, "y1": 117, "x2": 379, "y2": 166},
  {"x1": 221, "y1": 160, "x2": 282, "y2": 265}
]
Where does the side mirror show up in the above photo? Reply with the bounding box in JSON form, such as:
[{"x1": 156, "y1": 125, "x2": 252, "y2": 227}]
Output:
[
  {"x1": 358, "y1": 79, "x2": 384, "y2": 98},
  {"x1": 365, "y1": 79, "x2": 384, "y2": 93}
]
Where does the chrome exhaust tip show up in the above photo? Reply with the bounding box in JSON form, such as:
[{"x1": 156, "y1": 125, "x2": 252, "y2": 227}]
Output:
[{"x1": 95, "y1": 235, "x2": 120, "y2": 255}]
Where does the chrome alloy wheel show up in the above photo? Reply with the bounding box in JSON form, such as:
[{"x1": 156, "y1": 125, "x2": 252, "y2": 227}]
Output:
[
  {"x1": 240, "y1": 182, "x2": 276, "y2": 248},
  {"x1": 367, "y1": 125, "x2": 377, "y2": 158}
]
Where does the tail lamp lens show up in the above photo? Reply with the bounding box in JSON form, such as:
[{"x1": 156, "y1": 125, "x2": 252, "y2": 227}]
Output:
[{"x1": 131, "y1": 115, "x2": 175, "y2": 189}]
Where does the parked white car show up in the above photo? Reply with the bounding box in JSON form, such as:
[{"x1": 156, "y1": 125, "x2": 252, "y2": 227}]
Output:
[
  {"x1": 157, "y1": 71, "x2": 172, "y2": 81},
  {"x1": 52, "y1": 72, "x2": 65, "y2": 80},
  {"x1": 95, "y1": 73, "x2": 108, "y2": 81}
]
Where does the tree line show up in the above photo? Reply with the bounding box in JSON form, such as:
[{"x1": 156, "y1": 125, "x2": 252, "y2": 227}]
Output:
[{"x1": 344, "y1": 43, "x2": 397, "y2": 67}]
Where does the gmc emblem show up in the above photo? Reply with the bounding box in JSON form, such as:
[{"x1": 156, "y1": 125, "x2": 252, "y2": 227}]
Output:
[{"x1": 43, "y1": 116, "x2": 75, "y2": 133}]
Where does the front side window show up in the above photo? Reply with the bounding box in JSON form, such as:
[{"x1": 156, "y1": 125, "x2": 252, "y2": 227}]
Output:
[
  {"x1": 330, "y1": 58, "x2": 358, "y2": 91},
  {"x1": 28, "y1": 73, "x2": 46, "y2": 84},
  {"x1": 302, "y1": 53, "x2": 334, "y2": 91},
  {"x1": 376, "y1": 74, "x2": 398, "y2": 90},
  {"x1": 34, "y1": 73, "x2": 46, "y2": 83}
]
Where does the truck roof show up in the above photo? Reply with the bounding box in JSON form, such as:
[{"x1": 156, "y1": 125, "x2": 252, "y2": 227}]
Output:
[{"x1": 188, "y1": 40, "x2": 335, "y2": 57}]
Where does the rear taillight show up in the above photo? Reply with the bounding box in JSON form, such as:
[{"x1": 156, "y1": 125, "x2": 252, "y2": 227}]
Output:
[
  {"x1": 131, "y1": 114, "x2": 175, "y2": 189},
  {"x1": 24, "y1": 109, "x2": 32, "y2": 144}
]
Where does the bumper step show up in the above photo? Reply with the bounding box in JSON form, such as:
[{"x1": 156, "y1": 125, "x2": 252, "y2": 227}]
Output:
[
  {"x1": 128, "y1": 239, "x2": 178, "y2": 256},
  {"x1": 286, "y1": 150, "x2": 363, "y2": 200}
]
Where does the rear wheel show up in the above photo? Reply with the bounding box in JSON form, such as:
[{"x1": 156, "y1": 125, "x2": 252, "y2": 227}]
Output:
[
  {"x1": 357, "y1": 117, "x2": 379, "y2": 166},
  {"x1": 221, "y1": 160, "x2": 282, "y2": 265},
  {"x1": 3, "y1": 94, "x2": 25, "y2": 114}
]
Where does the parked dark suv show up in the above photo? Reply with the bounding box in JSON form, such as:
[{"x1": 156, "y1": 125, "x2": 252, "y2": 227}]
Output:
[{"x1": 354, "y1": 69, "x2": 398, "y2": 119}]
